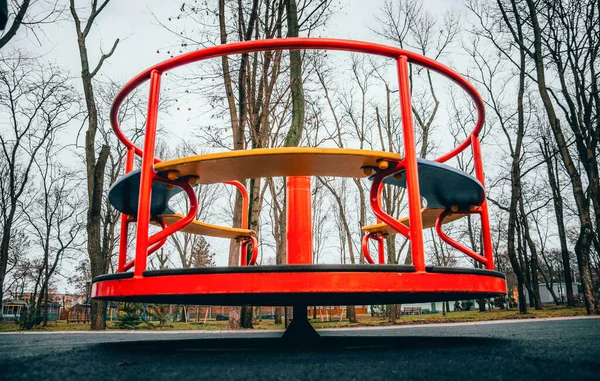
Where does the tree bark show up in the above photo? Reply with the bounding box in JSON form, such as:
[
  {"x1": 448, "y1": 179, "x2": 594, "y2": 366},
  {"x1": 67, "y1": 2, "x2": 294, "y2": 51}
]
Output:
[{"x1": 346, "y1": 305, "x2": 357, "y2": 323}]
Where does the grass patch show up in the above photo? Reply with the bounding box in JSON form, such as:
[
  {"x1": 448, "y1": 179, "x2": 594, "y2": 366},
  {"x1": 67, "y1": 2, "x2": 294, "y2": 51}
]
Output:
[{"x1": 0, "y1": 305, "x2": 588, "y2": 332}]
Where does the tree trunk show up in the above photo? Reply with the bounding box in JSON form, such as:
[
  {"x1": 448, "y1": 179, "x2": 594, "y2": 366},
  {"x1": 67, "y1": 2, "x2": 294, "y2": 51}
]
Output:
[
  {"x1": 541, "y1": 138, "x2": 575, "y2": 306},
  {"x1": 346, "y1": 306, "x2": 357, "y2": 323},
  {"x1": 285, "y1": 306, "x2": 293, "y2": 327},
  {"x1": 388, "y1": 304, "x2": 401, "y2": 323},
  {"x1": 519, "y1": 198, "x2": 543, "y2": 310},
  {"x1": 477, "y1": 299, "x2": 486, "y2": 312},
  {"x1": 240, "y1": 306, "x2": 253, "y2": 329},
  {"x1": 0, "y1": 223, "x2": 13, "y2": 320},
  {"x1": 70, "y1": 1, "x2": 118, "y2": 330},
  {"x1": 539, "y1": 269, "x2": 560, "y2": 305},
  {"x1": 500, "y1": 3, "x2": 528, "y2": 314},
  {"x1": 523, "y1": 0, "x2": 597, "y2": 314},
  {"x1": 283, "y1": 0, "x2": 304, "y2": 147},
  {"x1": 228, "y1": 306, "x2": 241, "y2": 330}
]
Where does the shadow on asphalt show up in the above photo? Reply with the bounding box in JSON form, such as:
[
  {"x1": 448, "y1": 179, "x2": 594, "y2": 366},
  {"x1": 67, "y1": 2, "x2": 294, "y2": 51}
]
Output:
[{"x1": 97, "y1": 335, "x2": 507, "y2": 354}]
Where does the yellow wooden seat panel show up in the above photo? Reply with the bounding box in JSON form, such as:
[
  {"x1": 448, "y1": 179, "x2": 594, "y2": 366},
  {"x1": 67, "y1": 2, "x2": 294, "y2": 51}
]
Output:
[
  {"x1": 362, "y1": 208, "x2": 468, "y2": 234},
  {"x1": 154, "y1": 148, "x2": 402, "y2": 184},
  {"x1": 152, "y1": 213, "x2": 255, "y2": 239}
]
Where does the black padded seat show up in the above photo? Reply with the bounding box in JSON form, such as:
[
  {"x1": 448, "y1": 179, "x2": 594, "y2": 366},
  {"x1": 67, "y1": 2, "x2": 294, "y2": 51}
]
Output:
[
  {"x1": 108, "y1": 169, "x2": 181, "y2": 217},
  {"x1": 377, "y1": 158, "x2": 485, "y2": 209}
]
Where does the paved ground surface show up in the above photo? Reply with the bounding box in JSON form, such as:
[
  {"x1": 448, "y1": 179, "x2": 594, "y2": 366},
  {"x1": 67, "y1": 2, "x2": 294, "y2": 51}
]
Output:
[{"x1": 1, "y1": 317, "x2": 599, "y2": 380}]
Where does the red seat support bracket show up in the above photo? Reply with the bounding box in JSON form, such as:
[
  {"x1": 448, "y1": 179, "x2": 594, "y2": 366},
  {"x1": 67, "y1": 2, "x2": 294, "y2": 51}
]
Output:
[
  {"x1": 147, "y1": 177, "x2": 199, "y2": 247},
  {"x1": 435, "y1": 209, "x2": 488, "y2": 266},
  {"x1": 361, "y1": 233, "x2": 385, "y2": 264},
  {"x1": 369, "y1": 162, "x2": 410, "y2": 239},
  {"x1": 240, "y1": 236, "x2": 259, "y2": 266},
  {"x1": 124, "y1": 217, "x2": 169, "y2": 272}
]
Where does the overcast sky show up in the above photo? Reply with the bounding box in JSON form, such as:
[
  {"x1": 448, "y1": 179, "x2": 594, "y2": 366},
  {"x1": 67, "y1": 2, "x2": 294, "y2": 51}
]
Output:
[{"x1": 13, "y1": 0, "x2": 461, "y2": 83}]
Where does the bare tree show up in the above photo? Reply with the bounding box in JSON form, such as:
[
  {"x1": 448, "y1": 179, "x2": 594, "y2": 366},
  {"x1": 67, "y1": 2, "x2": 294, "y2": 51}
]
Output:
[
  {"x1": 540, "y1": 135, "x2": 575, "y2": 306},
  {"x1": 0, "y1": 0, "x2": 64, "y2": 50},
  {"x1": 466, "y1": 1, "x2": 542, "y2": 312},
  {"x1": 0, "y1": 0, "x2": 30, "y2": 48},
  {"x1": 0, "y1": 52, "x2": 76, "y2": 315},
  {"x1": 495, "y1": 0, "x2": 598, "y2": 314},
  {"x1": 23, "y1": 150, "x2": 83, "y2": 327},
  {"x1": 69, "y1": 0, "x2": 119, "y2": 329}
]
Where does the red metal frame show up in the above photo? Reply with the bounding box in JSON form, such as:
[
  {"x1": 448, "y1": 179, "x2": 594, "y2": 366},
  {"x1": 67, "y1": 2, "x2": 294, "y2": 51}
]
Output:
[
  {"x1": 107, "y1": 38, "x2": 496, "y2": 292},
  {"x1": 222, "y1": 180, "x2": 259, "y2": 267},
  {"x1": 286, "y1": 176, "x2": 313, "y2": 265},
  {"x1": 361, "y1": 233, "x2": 385, "y2": 264},
  {"x1": 435, "y1": 210, "x2": 488, "y2": 266},
  {"x1": 117, "y1": 147, "x2": 135, "y2": 273},
  {"x1": 123, "y1": 218, "x2": 169, "y2": 272},
  {"x1": 93, "y1": 270, "x2": 507, "y2": 304},
  {"x1": 240, "y1": 236, "x2": 259, "y2": 266}
]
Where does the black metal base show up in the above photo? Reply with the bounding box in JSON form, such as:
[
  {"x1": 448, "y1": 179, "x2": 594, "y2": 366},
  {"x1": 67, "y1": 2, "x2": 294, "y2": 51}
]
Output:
[{"x1": 281, "y1": 305, "x2": 320, "y2": 343}]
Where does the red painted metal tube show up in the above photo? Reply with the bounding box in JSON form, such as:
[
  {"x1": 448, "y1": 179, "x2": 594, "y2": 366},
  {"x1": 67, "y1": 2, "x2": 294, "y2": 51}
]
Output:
[
  {"x1": 361, "y1": 233, "x2": 385, "y2": 265},
  {"x1": 134, "y1": 69, "x2": 162, "y2": 277},
  {"x1": 397, "y1": 56, "x2": 425, "y2": 272},
  {"x1": 249, "y1": 236, "x2": 258, "y2": 265},
  {"x1": 224, "y1": 180, "x2": 249, "y2": 229},
  {"x1": 239, "y1": 236, "x2": 259, "y2": 266},
  {"x1": 378, "y1": 235, "x2": 385, "y2": 264},
  {"x1": 224, "y1": 181, "x2": 254, "y2": 267},
  {"x1": 369, "y1": 164, "x2": 410, "y2": 239},
  {"x1": 286, "y1": 176, "x2": 313, "y2": 265},
  {"x1": 147, "y1": 178, "x2": 198, "y2": 246},
  {"x1": 471, "y1": 135, "x2": 495, "y2": 270},
  {"x1": 436, "y1": 96, "x2": 485, "y2": 164},
  {"x1": 110, "y1": 38, "x2": 484, "y2": 169},
  {"x1": 435, "y1": 211, "x2": 488, "y2": 266},
  {"x1": 376, "y1": 183, "x2": 383, "y2": 224},
  {"x1": 117, "y1": 147, "x2": 135, "y2": 273},
  {"x1": 124, "y1": 218, "x2": 169, "y2": 272},
  {"x1": 117, "y1": 218, "x2": 130, "y2": 273},
  {"x1": 361, "y1": 234, "x2": 376, "y2": 264},
  {"x1": 93, "y1": 271, "x2": 507, "y2": 302},
  {"x1": 240, "y1": 240, "x2": 247, "y2": 267},
  {"x1": 148, "y1": 218, "x2": 169, "y2": 255},
  {"x1": 106, "y1": 38, "x2": 492, "y2": 275}
]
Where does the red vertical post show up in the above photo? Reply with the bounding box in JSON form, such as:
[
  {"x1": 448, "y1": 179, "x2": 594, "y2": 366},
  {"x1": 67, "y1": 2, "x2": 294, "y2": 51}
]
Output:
[
  {"x1": 286, "y1": 176, "x2": 313, "y2": 264},
  {"x1": 117, "y1": 147, "x2": 135, "y2": 273},
  {"x1": 397, "y1": 55, "x2": 425, "y2": 272},
  {"x1": 134, "y1": 69, "x2": 162, "y2": 277},
  {"x1": 377, "y1": 237, "x2": 385, "y2": 264},
  {"x1": 376, "y1": 183, "x2": 385, "y2": 264},
  {"x1": 376, "y1": 183, "x2": 384, "y2": 224},
  {"x1": 472, "y1": 135, "x2": 495, "y2": 270}
]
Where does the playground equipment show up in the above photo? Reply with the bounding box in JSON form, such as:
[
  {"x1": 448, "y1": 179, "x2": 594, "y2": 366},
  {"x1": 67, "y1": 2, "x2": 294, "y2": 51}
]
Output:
[{"x1": 92, "y1": 38, "x2": 506, "y2": 337}]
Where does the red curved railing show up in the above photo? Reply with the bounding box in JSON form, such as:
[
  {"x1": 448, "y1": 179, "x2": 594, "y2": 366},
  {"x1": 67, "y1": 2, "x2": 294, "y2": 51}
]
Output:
[
  {"x1": 110, "y1": 38, "x2": 484, "y2": 164},
  {"x1": 111, "y1": 38, "x2": 492, "y2": 275}
]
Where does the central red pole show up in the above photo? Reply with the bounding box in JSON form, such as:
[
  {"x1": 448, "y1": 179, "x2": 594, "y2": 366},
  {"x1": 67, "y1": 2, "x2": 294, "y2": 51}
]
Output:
[{"x1": 286, "y1": 176, "x2": 313, "y2": 264}]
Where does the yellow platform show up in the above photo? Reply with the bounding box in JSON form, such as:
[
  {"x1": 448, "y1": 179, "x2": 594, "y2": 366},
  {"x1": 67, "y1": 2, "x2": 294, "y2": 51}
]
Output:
[
  {"x1": 362, "y1": 208, "x2": 468, "y2": 235},
  {"x1": 154, "y1": 148, "x2": 402, "y2": 184},
  {"x1": 153, "y1": 213, "x2": 255, "y2": 239}
]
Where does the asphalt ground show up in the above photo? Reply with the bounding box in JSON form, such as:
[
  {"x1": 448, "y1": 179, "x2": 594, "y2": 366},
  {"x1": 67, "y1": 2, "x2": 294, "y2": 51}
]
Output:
[{"x1": 0, "y1": 316, "x2": 598, "y2": 381}]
